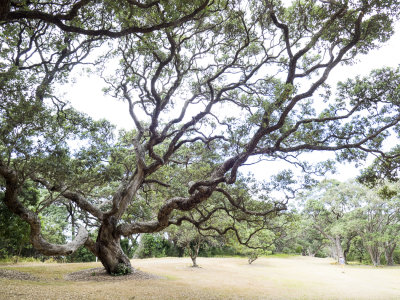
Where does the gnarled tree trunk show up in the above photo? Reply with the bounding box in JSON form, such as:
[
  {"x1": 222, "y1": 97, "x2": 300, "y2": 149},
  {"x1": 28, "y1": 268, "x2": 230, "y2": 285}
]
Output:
[
  {"x1": 97, "y1": 217, "x2": 132, "y2": 274},
  {"x1": 188, "y1": 238, "x2": 202, "y2": 268}
]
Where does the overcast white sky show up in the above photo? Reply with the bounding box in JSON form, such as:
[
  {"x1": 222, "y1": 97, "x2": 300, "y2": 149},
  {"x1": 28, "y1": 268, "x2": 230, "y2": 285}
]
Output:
[{"x1": 65, "y1": 14, "x2": 400, "y2": 183}]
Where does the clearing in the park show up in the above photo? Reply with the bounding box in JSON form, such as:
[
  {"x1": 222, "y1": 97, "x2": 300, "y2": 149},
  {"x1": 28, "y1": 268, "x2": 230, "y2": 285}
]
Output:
[{"x1": 1, "y1": 256, "x2": 400, "y2": 299}]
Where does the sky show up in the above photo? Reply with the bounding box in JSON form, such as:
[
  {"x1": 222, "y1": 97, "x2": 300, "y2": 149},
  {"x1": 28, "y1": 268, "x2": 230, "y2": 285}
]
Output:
[{"x1": 64, "y1": 12, "x2": 400, "y2": 184}]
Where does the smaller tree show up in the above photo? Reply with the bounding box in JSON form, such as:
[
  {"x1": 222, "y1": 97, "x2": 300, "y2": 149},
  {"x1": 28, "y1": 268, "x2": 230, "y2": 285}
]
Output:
[
  {"x1": 301, "y1": 180, "x2": 361, "y2": 265},
  {"x1": 347, "y1": 236, "x2": 368, "y2": 264},
  {"x1": 224, "y1": 221, "x2": 279, "y2": 265},
  {"x1": 351, "y1": 183, "x2": 400, "y2": 266},
  {"x1": 296, "y1": 219, "x2": 329, "y2": 257},
  {"x1": 246, "y1": 251, "x2": 260, "y2": 265},
  {"x1": 168, "y1": 223, "x2": 220, "y2": 267},
  {"x1": 378, "y1": 185, "x2": 400, "y2": 266}
]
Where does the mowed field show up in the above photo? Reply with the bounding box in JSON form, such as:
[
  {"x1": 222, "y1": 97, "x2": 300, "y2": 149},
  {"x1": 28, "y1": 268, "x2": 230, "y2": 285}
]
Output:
[{"x1": 1, "y1": 256, "x2": 400, "y2": 299}]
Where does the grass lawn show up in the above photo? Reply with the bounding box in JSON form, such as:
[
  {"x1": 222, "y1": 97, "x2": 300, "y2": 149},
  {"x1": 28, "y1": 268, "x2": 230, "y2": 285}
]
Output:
[{"x1": 1, "y1": 256, "x2": 400, "y2": 299}]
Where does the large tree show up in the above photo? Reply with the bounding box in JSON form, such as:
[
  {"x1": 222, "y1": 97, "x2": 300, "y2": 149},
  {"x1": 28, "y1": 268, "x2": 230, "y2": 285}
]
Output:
[
  {"x1": 301, "y1": 180, "x2": 400, "y2": 266},
  {"x1": 301, "y1": 180, "x2": 361, "y2": 264},
  {"x1": 350, "y1": 183, "x2": 400, "y2": 266},
  {"x1": 1, "y1": 0, "x2": 400, "y2": 274}
]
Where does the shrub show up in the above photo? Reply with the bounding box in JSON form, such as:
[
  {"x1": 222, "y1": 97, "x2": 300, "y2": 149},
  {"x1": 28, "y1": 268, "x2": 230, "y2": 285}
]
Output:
[{"x1": 111, "y1": 263, "x2": 132, "y2": 276}]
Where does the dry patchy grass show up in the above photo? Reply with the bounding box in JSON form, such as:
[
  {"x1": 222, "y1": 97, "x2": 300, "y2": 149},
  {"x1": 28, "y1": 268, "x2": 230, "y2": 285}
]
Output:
[{"x1": 1, "y1": 256, "x2": 400, "y2": 299}]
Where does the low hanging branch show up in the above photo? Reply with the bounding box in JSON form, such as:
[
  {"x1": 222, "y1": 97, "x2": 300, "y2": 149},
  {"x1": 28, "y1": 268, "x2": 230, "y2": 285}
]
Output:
[{"x1": 0, "y1": 162, "x2": 90, "y2": 256}]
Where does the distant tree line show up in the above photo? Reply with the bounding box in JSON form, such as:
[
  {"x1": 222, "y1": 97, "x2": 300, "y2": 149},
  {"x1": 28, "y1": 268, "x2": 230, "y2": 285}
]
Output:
[{"x1": 278, "y1": 180, "x2": 400, "y2": 266}]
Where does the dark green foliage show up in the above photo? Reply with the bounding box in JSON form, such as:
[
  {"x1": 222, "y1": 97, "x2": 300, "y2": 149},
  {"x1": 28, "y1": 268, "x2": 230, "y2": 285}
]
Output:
[
  {"x1": 0, "y1": 182, "x2": 39, "y2": 258},
  {"x1": 120, "y1": 238, "x2": 138, "y2": 259},
  {"x1": 134, "y1": 233, "x2": 245, "y2": 259},
  {"x1": 0, "y1": 200, "x2": 33, "y2": 258},
  {"x1": 67, "y1": 247, "x2": 96, "y2": 263},
  {"x1": 342, "y1": 237, "x2": 367, "y2": 263},
  {"x1": 392, "y1": 250, "x2": 400, "y2": 265},
  {"x1": 134, "y1": 234, "x2": 175, "y2": 258},
  {"x1": 111, "y1": 263, "x2": 132, "y2": 276}
]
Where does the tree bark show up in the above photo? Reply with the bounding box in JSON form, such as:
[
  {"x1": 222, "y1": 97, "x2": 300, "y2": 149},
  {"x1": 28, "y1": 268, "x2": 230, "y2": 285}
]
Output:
[
  {"x1": 189, "y1": 238, "x2": 201, "y2": 267},
  {"x1": 366, "y1": 245, "x2": 382, "y2": 267},
  {"x1": 0, "y1": 0, "x2": 9, "y2": 20},
  {"x1": 97, "y1": 217, "x2": 132, "y2": 274},
  {"x1": 191, "y1": 256, "x2": 198, "y2": 267},
  {"x1": 384, "y1": 242, "x2": 396, "y2": 266},
  {"x1": 330, "y1": 244, "x2": 338, "y2": 260},
  {"x1": 343, "y1": 233, "x2": 355, "y2": 263},
  {"x1": 334, "y1": 236, "x2": 346, "y2": 265}
]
